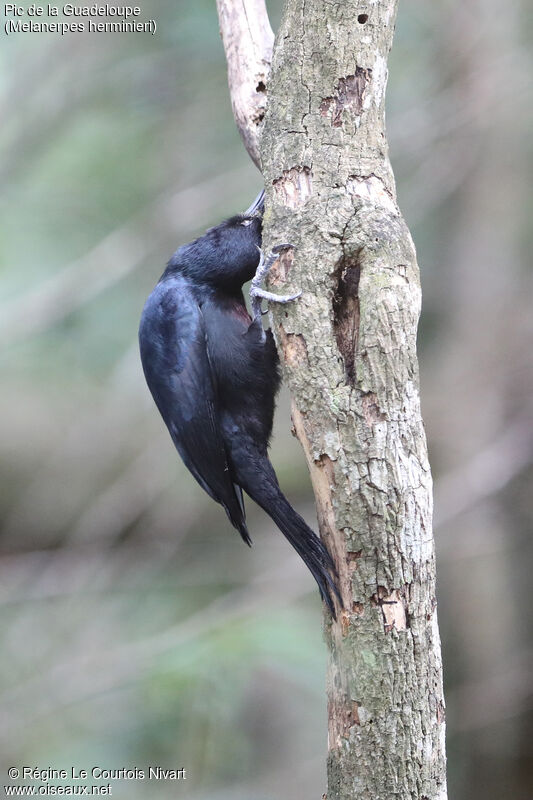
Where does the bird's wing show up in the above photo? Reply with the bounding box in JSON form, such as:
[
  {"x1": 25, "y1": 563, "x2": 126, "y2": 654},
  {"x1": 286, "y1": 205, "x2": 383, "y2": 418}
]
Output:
[{"x1": 139, "y1": 277, "x2": 249, "y2": 541}]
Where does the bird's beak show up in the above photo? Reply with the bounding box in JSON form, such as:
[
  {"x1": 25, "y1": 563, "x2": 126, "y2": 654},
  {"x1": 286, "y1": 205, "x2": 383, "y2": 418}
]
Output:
[{"x1": 243, "y1": 189, "x2": 265, "y2": 218}]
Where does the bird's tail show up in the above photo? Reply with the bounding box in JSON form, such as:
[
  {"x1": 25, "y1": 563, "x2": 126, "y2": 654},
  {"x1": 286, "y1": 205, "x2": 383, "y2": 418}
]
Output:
[
  {"x1": 222, "y1": 483, "x2": 252, "y2": 546},
  {"x1": 242, "y1": 461, "x2": 341, "y2": 618}
]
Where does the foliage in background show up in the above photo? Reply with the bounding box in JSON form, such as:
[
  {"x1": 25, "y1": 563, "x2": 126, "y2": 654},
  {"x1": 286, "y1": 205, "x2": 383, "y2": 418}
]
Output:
[{"x1": 1, "y1": 1, "x2": 532, "y2": 798}]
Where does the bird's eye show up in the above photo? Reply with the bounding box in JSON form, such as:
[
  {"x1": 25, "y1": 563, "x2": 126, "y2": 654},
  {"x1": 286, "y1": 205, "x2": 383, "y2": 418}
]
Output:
[{"x1": 240, "y1": 218, "x2": 253, "y2": 227}]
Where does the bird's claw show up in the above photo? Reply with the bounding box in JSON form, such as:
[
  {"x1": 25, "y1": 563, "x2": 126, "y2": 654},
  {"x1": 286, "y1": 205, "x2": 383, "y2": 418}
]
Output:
[
  {"x1": 270, "y1": 243, "x2": 294, "y2": 255},
  {"x1": 250, "y1": 287, "x2": 302, "y2": 304},
  {"x1": 250, "y1": 243, "x2": 300, "y2": 328}
]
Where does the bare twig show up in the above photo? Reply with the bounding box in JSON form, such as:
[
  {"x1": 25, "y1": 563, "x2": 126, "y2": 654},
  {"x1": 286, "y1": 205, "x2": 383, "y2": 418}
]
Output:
[{"x1": 216, "y1": 0, "x2": 274, "y2": 168}]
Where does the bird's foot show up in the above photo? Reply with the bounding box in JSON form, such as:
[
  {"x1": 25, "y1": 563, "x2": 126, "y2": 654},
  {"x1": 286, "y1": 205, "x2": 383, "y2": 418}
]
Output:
[{"x1": 250, "y1": 244, "x2": 301, "y2": 327}]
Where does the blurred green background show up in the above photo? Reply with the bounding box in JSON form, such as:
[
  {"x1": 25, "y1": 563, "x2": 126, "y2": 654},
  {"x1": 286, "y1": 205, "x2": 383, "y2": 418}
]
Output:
[{"x1": 1, "y1": 1, "x2": 532, "y2": 798}]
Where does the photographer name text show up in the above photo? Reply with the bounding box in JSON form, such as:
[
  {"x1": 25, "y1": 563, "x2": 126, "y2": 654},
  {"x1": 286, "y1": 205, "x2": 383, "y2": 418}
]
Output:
[{"x1": 10, "y1": 767, "x2": 186, "y2": 781}]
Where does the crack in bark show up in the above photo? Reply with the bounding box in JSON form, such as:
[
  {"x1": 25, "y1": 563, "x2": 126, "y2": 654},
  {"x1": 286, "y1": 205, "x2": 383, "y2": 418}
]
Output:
[
  {"x1": 273, "y1": 165, "x2": 313, "y2": 207},
  {"x1": 371, "y1": 585, "x2": 410, "y2": 632},
  {"x1": 320, "y1": 68, "x2": 371, "y2": 127},
  {"x1": 268, "y1": 246, "x2": 294, "y2": 286},
  {"x1": 362, "y1": 392, "x2": 386, "y2": 426},
  {"x1": 333, "y1": 251, "x2": 361, "y2": 386},
  {"x1": 329, "y1": 695, "x2": 363, "y2": 749},
  {"x1": 278, "y1": 326, "x2": 309, "y2": 369}
]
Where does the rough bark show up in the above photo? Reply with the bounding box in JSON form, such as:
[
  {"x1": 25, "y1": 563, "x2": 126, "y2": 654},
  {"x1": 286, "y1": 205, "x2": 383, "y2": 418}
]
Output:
[
  {"x1": 216, "y1": 0, "x2": 274, "y2": 167},
  {"x1": 259, "y1": 2, "x2": 447, "y2": 799}
]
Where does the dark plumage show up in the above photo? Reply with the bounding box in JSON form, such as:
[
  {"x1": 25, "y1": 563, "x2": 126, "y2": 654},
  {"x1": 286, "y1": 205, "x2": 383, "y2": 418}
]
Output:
[{"x1": 139, "y1": 192, "x2": 340, "y2": 616}]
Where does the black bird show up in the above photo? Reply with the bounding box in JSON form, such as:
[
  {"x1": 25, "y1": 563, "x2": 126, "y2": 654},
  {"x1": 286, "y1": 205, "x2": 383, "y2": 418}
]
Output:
[{"x1": 139, "y1": 191, "x2": 340, "y2": 616}]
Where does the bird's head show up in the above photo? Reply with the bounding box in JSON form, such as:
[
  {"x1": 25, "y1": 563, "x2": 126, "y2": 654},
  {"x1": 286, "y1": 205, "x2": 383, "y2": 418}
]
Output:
[
  {"x1": 170, "y1": 190, "x2": 265, "y2": 289},
  {"x1": 206, "y1": 188, "x2": 264, "y2": 272}
]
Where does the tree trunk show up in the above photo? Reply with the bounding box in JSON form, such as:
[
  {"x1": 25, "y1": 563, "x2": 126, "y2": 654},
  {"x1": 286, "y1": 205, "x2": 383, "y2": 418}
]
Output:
[{"x1": 260, "y1": 2, "x2": 447, "y2": 798}]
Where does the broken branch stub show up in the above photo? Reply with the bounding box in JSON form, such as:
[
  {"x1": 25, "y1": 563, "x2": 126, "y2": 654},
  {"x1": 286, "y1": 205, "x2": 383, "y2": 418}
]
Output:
[{"x1": 216, "y1": 0, "x2": 274, "y2": 168}]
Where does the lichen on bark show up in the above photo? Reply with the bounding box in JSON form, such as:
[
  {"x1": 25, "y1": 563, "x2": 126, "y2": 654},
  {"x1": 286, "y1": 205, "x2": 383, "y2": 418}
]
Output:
[{"x1": 260, "y1": 1, "x2": 447, "y2": 798}]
